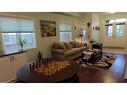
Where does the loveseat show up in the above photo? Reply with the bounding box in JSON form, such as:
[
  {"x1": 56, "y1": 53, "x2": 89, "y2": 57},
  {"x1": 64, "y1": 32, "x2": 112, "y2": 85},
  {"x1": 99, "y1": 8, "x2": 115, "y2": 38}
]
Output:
[{"x1": 51, "y1": 41, "x2": 86, "y2": 60}]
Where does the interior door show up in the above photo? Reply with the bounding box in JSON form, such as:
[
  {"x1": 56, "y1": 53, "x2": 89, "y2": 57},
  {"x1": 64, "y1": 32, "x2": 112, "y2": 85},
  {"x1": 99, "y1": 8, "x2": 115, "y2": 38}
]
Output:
[
  {"x1": 103, "y1": 24, "x2": 115, "y2": 47},
  {"x1": 114, "y1": 23, "x2": 126, "y2": 47}
]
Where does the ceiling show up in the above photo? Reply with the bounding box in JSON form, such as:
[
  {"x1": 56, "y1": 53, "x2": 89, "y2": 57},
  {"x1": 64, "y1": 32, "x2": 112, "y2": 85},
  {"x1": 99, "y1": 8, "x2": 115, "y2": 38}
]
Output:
[{"x1": 54, "y1": 12, "x2": 127, "y2": 18}]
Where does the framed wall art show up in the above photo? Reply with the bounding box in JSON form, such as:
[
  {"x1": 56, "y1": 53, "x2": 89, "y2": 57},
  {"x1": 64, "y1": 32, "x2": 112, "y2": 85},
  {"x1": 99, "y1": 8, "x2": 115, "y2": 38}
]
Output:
[{"x1": 40, "y1": 20, "x2": 56, "y2": 37}]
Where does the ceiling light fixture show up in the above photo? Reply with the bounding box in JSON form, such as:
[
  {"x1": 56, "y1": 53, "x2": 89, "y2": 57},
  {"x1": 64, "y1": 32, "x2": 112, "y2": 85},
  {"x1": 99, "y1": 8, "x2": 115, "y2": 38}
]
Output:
[{"x1": 109, "y1": 12, "x2": 116, "y2": 14}]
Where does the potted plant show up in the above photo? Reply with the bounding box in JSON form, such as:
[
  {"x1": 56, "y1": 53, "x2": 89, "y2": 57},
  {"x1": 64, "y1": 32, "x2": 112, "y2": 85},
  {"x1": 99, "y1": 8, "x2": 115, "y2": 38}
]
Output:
[{"x1": 18, "y1": 37, "x2": 26, "y2": 51}]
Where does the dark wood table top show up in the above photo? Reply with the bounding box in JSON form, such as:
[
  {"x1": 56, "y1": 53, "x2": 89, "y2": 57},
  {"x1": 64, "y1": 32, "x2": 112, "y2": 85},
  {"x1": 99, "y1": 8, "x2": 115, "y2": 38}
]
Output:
[{"x1": 17, "y1": 62, "x2": 79, "y2": 83}]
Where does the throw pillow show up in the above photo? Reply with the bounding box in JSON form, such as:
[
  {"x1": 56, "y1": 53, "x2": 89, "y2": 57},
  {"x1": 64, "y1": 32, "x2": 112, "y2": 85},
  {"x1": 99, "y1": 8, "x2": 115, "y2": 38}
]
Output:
[
  {"x1": 69, "y1": 41, "x2": 75, "y2": 48},
  {"x1": 73, "y1": 41, "x2": 80, "y2": 48},
  {"x1": 79, "y1": 43, "x2": 83, "y2": 47},
  {"x1": 53, "y1": 43, "x2": 60, "y2": 49},
  {"x1": 59, "y1": 43, "x2": 66, "y2": 49},
  {"x1": 64, "y1": 42, "x2": 72, "y2": 50},
  {"x1": 76, "y1": 42, "x2": 80, "y2": 47}
]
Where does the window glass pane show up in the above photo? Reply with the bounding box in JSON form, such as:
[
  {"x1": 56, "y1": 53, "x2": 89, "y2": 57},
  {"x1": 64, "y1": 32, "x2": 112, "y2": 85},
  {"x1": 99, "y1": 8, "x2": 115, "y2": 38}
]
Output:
[
  {"x1": 2, "y1": 33, "x2": 18, "y2": 53},
  {"x1": 105, "y1": 25, "x2": 113, "y2": 36},
  {"x1": 83, "y1": 30, "x2": 86, "y2": 41},
  {"x1": 60, "y1": 22, "x2": 72, "y2": 42},
  {"x1": 116, "y1": 18, "x2": 127, "y2": 23},
  {"x1": 116, "y1": 25, "x2": 124, "y2": 36},
  {"x1": 21, "y1": 33, "x2": 36, "y2": 49},
  {"x1": 60, "y1": 32, "x2": 72, "y2": 42},
  {"x1": 109, "y1": 19, "x2": 115, "y2": 23}
]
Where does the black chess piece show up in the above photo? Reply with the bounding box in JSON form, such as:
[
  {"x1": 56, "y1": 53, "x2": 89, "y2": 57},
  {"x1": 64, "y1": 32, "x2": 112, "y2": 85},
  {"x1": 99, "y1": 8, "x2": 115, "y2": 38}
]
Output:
[
  {"x1": 36, "y1": 60, "x2": 39, "y2": 67},
  {"x1": 39, "y1": 62, "x2": 41, "y2": 67},
  {"x1": 32, "y1": 62, "x2": 35, "y2": 69},
  {"x1": 36, "y1": 60, "x2": 38, "y2": 64},
  {"x1": 49, "y1": 58, "x2": 52, "y2": 63},
  {"x1": 45, "y1": 58, "x2": 47, "y2": 65},
  {"x1": 29, "y1": 64, "x2": 32, "y2": 69},
  {"x1": 42, "y1": 58, "x2": 45, "y2": 64},
  {"x1": 37, "y1": 51, "x2": 42, "y2": 64}
]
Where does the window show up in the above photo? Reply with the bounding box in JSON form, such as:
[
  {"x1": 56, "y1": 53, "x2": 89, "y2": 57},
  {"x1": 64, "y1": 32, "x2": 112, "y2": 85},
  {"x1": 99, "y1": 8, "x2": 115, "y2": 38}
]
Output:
[
  {"x1": 105, "y1": 18, "x2": 126, "y2": 37},
  {"x1": 106, "y1": 19, "x2": 115, "y2": 23},
  {"x1": 82, "y1": 30, "x2": 86, "y2": 40},
  {"x1": 116, "y1": 18, "x2": 127, "y2": 23},
  {"x1": 105, "y1": 24, "x2": 113, "y2": 36},
  {"x1": 59, "y1": 22, "x2": 72, "y2": 42},
  {"x1": 0, "y1": 16, "x2": 36, "y2": 53},
  {"x1": 106, "y1": 18, "x2": 127, "y2": 23},
  {"x1": 116, "y1": 24, "x2": 125, "y2": 36},
  {"x1": 2, "y1": 33, "x2": 18, "y2": 52}
]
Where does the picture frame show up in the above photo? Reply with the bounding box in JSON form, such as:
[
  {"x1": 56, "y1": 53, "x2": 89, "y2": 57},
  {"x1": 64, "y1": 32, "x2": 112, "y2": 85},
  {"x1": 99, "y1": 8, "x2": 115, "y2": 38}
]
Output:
[{"x1": 40, "y1": 20, "x2": 56, "y2": 37}]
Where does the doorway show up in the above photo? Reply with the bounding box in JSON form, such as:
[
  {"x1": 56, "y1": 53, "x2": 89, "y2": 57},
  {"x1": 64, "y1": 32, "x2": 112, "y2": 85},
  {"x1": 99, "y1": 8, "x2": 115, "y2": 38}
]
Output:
[{"x1": 103, "y1": 18, "x2": 126, "y2": 48}]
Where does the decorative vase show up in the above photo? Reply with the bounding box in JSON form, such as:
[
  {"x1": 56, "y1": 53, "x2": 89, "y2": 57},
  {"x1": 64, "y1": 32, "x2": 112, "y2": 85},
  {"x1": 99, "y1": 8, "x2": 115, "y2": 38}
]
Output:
[{"x1": 19, "y1": 46, "x2": 23, "y2": 51}]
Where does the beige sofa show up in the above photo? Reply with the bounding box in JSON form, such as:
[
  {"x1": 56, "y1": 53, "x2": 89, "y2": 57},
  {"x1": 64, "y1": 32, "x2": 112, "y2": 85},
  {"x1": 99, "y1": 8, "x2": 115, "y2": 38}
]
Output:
[{"x1": 51, "y1": 41, "x2": 86, "y2": 60}]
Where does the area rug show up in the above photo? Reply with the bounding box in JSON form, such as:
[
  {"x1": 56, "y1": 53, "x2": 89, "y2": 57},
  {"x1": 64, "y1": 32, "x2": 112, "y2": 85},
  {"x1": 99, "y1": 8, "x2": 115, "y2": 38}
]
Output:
[{"x1": 80, "y1": 54, "x2": 116, "y2": 71}]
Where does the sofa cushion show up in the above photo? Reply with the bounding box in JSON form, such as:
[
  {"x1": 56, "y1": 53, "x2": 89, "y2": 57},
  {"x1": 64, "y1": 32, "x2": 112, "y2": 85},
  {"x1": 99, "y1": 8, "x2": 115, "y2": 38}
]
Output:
[
  {"x1": 52, "y1": 49, "x2": 67, "y2": 53},
  {"x1": 70, "y1": 48, "x2": 81, "y2": 52},
  {"x1": 52, "y1": 42, "x2": 66, "y2": 49},
  {"x1": 78, "y1": 47, "x2": 86, "y2": 51},
  {"x1": 64, "y1": 42, "x2": 72, "y2": 50},
  {"x1": 70, "y1": 47, "x2": 86, "y2": 52},
  {"x1": 59, "y1": 43, "x2": 66, "y2": 49},
  {"x1": 73, "y1": 41, "x2": 81, "y2": 48},
  {"x1": 64, "y1": 50, "x2": 75, "y2": 56},
  {"x1": 52, "y1": 43, "x2": 60, "y2": 49},
  {"x1": 79, "y1": 43, "x2": 83, "y2": 47},
  {"x1": 69, "y1": 41, "x2": 75, "y2": 48}
]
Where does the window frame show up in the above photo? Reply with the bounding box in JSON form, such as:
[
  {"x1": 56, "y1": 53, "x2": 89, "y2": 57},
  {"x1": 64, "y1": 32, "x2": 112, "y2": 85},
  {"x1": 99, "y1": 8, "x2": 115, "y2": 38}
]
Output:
[
  {"x1": 116, "y1": 23, "x2": 125, "y2": 37},
  {"x1": 105, "y1": 18, "x2": 126, "y2": 37},
  {"x1": 59, "y1": 22, "x2": 72, "y2": 42},
  {"x1": 0, "y1": 15, "x2": 36, "y2": 52},
  {"x1": 105, "y1": 24, "x2": 113, "y2": 37}
]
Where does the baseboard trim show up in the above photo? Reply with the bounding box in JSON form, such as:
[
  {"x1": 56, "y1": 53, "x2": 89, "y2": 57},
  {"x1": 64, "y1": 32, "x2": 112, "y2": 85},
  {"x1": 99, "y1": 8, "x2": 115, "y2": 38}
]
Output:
[
  {"x1": 124, "y1": 59, "x2": 127, "y2": 79},
  {"x1": 103, "y1": 47, "x2": 125, "y2": 49}
]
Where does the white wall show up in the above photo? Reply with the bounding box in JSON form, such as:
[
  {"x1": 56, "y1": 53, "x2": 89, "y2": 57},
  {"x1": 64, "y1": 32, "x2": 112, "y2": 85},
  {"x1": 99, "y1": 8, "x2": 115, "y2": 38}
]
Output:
[
  {"x1": 81, "y1": 13, "x2": 92, "y2": 46},
  {"x1": 91, "y1": 13, "x2": 100, "y2": 42},
  {"x1": 0, "y1": 12, "x2": 82, "y2": 61}
]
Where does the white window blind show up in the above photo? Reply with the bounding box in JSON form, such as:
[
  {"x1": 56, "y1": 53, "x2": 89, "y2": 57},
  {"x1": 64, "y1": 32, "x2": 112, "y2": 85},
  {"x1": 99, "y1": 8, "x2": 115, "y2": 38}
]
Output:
[
  {"x1": 59, "y1": 22, "x2": 72, "y2": 42},
  {"x1": 0, "y1": 16, "x2": 36, "y2": 53},
  {"x1": 0, "y1": 17, "x2": 34, "y2": 33}
]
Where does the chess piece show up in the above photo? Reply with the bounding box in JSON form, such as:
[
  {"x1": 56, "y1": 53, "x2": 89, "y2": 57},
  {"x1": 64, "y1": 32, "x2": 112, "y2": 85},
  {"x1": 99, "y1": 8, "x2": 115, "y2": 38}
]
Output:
[
  {"x1": 29, "y1": 64, "x2": 32, "y2": 69},
  {"x1": 32, "y1": 62, "x2": 35, "y2": 69},
  {"x1": 41, "y1": 58, "x2": 45, "y2": 64},
  {"x1": 37, "y1": 51, "x2": 42, "y2": 64},
  {"x1": 36, "y1": 60, "x2": 38, "y2": 64},
  {"x1": 49, "y1": 58, "x2": 52, "y2": 64}
]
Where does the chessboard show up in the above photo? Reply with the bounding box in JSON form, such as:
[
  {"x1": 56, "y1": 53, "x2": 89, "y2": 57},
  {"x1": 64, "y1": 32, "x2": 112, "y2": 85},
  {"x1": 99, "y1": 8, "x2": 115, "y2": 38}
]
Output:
[{"x1": 29, "y1": 60, "x2": 71, "y2": 77}]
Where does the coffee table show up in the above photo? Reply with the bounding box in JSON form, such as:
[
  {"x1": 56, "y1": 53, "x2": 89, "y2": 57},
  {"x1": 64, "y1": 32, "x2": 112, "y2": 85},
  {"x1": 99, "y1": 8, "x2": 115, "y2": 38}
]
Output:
[{"x1": 82, "y1": 49, "x2": 102, "y2": 64}]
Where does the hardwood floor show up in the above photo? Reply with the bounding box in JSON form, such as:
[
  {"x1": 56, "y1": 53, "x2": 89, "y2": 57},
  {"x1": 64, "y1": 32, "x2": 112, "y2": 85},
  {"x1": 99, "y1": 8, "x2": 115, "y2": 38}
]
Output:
[
  {"x1": 79, "y1": 53, "x2": 127, "y2": 83},
  {"x1": 14, "y1": 52, "x2": 127, "y2": 83}
]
